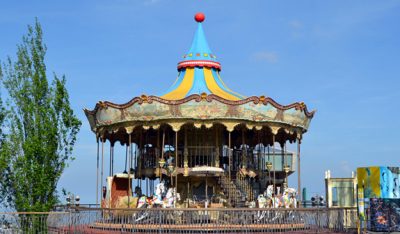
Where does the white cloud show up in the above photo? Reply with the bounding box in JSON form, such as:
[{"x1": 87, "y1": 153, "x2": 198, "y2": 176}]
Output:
[{"x1": 252, "y1": 51, "x2": 278, "y2": 63}]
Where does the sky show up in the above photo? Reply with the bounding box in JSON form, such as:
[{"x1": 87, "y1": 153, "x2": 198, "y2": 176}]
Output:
[{"x1": 0, "y1": 0, "x2": 399, "y2": 205}]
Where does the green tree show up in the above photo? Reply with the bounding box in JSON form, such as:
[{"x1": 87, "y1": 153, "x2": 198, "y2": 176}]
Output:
[{"x1": 0, "y1": 19, "x2": 81, "y2": 212}]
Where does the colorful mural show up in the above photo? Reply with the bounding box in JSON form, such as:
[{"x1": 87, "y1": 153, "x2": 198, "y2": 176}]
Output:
[
  {"x1": 357, "y1": 167, "x2": 400, "y2": 199},
  {"x1": 370, "y1": 198, "x2": 400, "y2": 232}
]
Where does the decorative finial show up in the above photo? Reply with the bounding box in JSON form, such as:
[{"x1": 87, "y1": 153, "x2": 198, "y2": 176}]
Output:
[{"x1": 194, "y1": 13, "x2": 205, "y2": 23}]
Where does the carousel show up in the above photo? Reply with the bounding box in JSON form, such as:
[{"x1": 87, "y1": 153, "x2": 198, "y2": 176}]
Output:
[{"x1": 84, "y1": 13, "x2": 315, "y2": 212}]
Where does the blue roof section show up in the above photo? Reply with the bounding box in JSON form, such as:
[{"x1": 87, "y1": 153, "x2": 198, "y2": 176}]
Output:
[
  {"x1": 211, "y1": 69, "x2": 246, "y2": 99},
  {"x1": 182, "y1": 23, "x2": 218, "y2": 62},
  {"x1": 186, "y1": 67, "x2": 211, "y2": 96},
  {"x1": 162, "y1": 71, "x2": 185, "y2": 94}
]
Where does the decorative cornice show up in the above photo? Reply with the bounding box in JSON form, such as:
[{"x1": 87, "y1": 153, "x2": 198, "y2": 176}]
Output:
[
  {"x1": 84, "y1": 94, "x2": 316, "y2": 118},
  {"x1": 177, "y1": 60, "x2": 221, "y2": 71}
]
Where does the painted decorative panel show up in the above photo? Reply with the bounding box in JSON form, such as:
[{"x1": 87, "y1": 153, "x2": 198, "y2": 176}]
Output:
[{"x1": 357, "y1": 167, "x2": 400, "y2": 199}]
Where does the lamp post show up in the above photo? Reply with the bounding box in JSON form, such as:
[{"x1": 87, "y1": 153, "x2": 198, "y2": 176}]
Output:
[{"x1": 66, "y1": 193, "x2": 80, "y2": 208}]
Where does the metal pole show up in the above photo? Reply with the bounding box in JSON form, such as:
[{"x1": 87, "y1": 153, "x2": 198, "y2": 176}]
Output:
[
  {"x1": 128, "y1": 134, "x2": 131, "y2": 208},
  {"x1": 101, "y1": 137, "x2": 104, "y2": 205},
  {"x1": 111, "y1": 143, "x2": 114, "y2": 176},
  {"x1": 157, "y1": 129, "x2": 160, "y2": 173},
  {"x1": 297, "y1": 138, "x2": 302, "y2": 206},
  {"x1": 206, "y1": 173, "x2": 208, "y2": 207},
  {"x1": 96, "y1": 137, "x2": 99, "y2": 205},
  {"x1": 175, "y1": 130, "x2": 178, "y2": 205},
  {"x1": 282, "y1": 142, "x2": 286, "y2": 189},
  {"x1": 228, "y1": 131, "x2": 232, "y2": 182},
  {"x1": 215, "y1": 126, "x2": 218, "y2": 167},
  {"x1": 241, "y1": 128, "x2": 245, "y2": 168},
  {"x1": 272, "y1": 134, "x2": 276, "y2": 194},
  {"x1": 109, "y1": 143, "x2": 112, "y2": 176}
]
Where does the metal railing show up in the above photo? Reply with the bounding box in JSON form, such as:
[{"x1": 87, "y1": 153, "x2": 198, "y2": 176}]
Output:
[
  {"x1": 236, "y1": 171, "x2": 255, "y2": 201},
  {"x1": 49, "y1": 207, "x2": 357, "y2": 233},
  {"x1": 187, "y1": 146, "x2": 216, "y2": 168},
  {"x1": 218, "y1": 173, "x2": 243, "y2": 207},
  {"x1": 1, "y1": 208, "x2": 357, "y2": 233},
  {"x1": 0, "y1": 212, "x2": 65, "y2": 234}
]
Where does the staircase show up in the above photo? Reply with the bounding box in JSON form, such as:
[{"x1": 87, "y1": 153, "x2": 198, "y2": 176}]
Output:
[
  {"x1": 235, "y1": 172, "x2": 255, "y2": 202},
  {"x1": 218, "y1": 173, "x2": 247, "y2": 207}
]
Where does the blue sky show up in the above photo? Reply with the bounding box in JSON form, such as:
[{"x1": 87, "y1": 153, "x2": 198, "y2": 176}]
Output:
[{"x1": 1, "y1": 0, "x2": 399, "y2": 204}]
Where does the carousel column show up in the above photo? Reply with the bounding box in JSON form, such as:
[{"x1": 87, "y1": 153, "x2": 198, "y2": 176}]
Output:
[
  {"x1": 271, "y1": 127, "x2": 279, "y2": 195},
  {"x1": 127, "y1": 134, "x2": 132, "y2": 208},
  {"x1": 111, "y1": 143, "x2": 114, "y2": 176},
  {"x1": 170, "y1": 123, "x2": 183, "y2": 207},
  {"x1": 175, "y1": 129, "x2": 178, "y2": 205},
  {"x1": 215, "y1": 126, "x2": 220, "y2": 168},
  {"x1": 297, "y1": 135, "x2": 302, "y2": 207},
  {"x1": 228, "y1": 131, "x2": 232, "y2": 182},
  {"x1": 108, "y1": 139, "x2": 114, "y2": 207},
  {"x1": 100, "y1": 136, "x2": 105, "y2": 206},
  {"x1": 96, "y1": 136, "x2": 99, "y2": 206},
  {"x1": 139, "y1": 129, "x2": 143, "y2": 190},
  {"x1": 282, "y1": 141, "x2": 290, "y2": 190},
  {"x1": 159, "y1": 130, "x2": 166, "y2": 180},
  {"x1": 241, "y1": 128, "x2": 247, "y2": 169},
  {"x1": 184, "y1": 127, "x2": 189, "y2": 177},
  {"x1": 109, "y1": 141, "x2": 114, "y2": 176},
  {"x1": 156, "y1": 129, "x2": 160, "y2": 177},
  {"x1": 125, "y1": 127, "x2": 133, "y2": 208},
  {"x1": 272, "y1": 134, "x2": 276, "y2": 194}
]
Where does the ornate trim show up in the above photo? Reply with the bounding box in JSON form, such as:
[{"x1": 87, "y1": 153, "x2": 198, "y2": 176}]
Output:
[
  {"x1": 223, "y1": 122, "x2": 240, "y2": 132},
  {"x1": 84, "y1": 94, "x2": 316, "y2": 118},
  {"x1": 177, "y1": 60, "x2": 221, "y2": 71}
]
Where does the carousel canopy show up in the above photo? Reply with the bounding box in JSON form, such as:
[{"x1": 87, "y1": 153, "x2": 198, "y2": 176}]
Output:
[
  {"x1": 84, "y1": 13, "x2": 315, "y2": 140},
  {"x1": 162, "y1": 13, "x2": 245, "y2": 101}
]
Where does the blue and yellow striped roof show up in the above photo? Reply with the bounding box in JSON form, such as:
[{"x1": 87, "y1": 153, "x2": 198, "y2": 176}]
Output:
[{"x1": 161, "y1": 14, "x2": 245, "y2": 101}]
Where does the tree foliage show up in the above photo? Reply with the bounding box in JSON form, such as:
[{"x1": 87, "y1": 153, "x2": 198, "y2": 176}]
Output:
[{"x1": 0, "y1": 19, "x2": 81, "y2": 212}]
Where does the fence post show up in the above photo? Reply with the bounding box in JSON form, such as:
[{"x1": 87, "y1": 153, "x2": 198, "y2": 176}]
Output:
[
  {"x1": 316, "y1": 208, "x2": 320, "y2": 233},
  {"x1": 159, "y1": 209, "x2": 162, "y2": 233},
  {"x1": 68, "y1": 210, "x2": 72, "y2": 234}
]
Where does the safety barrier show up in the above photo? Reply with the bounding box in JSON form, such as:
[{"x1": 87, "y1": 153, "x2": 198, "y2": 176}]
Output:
[{"x1": 1, "y1": 208, "x2": 358, "y2": 233}]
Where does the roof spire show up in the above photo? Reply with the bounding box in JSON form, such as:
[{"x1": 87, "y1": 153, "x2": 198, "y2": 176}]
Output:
[
  {"x1": 178, "y1": 13, "x2": 221, "y2": 71},
  {"x1": 161, "y1": 13, "x2": 245, "y2": 101}
]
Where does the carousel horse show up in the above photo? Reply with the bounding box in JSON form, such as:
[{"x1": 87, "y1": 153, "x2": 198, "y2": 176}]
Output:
[
  {"x1": 152, "y1": 181, "x2": 166, "y2": 206},
  {"x1": 282, "y1": 187, "x2": 297, "y2": 208},
  {"x1": 163, "y1": 187, "x2": 181, "y2": 208},
  {"x1": 257, "y1": 194, "x2": 268, "y2": 208},
  {"x1": 264, "y1": 185, "x2": 274, "y2": 200},
  {"x1": 137, "y1": 195, "x2": 148, "y2": 208}
]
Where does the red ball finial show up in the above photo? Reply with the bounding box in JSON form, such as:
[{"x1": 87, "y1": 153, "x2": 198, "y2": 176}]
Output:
[{"x1": 194, "y1": 13, "x2": 205, "y2": 23}]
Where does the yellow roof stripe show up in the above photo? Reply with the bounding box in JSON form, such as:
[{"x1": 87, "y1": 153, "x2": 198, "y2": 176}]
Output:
[
  {"x1": 204, "y1": 68, "x2": 240, "y2": 101},
  {"x1": 161, "y1": 68, "x2": 195, "y2": 100},
  {"x1": 215, "y1": 71, "x2": 245, "y2": 99}
]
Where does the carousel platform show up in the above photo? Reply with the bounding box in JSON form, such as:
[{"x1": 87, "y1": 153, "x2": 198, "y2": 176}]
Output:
[{"x1": 88, "y1": 222, "x2": 307, "y2": 232}]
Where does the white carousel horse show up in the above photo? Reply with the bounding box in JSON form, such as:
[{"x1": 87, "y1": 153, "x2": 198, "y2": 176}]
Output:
[
  {"x1": 264, "y1": 185, "x2": 274, "y2": 199},
  {"x1": 163, "y1": 187, "x2": 181, "y2": 208},
  {"x1": 257, "y1": 194, "x2": 268, "y2": 208},
  {"x1": 152, "y1": 181, "x2": 166, "y2": 206},
  {"x1": 282, "y1": 187, "x2": 297, "y2": 208}
]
